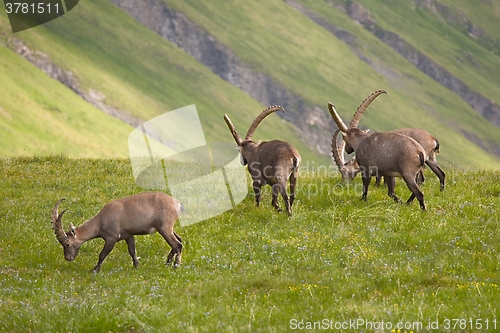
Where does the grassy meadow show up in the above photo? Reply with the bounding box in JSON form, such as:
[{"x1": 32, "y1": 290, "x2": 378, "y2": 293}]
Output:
[
  {"x1": 1, "y1": 3, "x2": 499, "y2": 331},
  {"x1": 0, "y1": 156, "x2": 498, "y2": 332}
]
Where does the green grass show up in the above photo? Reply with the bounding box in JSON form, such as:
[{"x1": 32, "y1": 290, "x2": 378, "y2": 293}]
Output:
[{"x1": 1, "y1": 157, "x2": 499, "y2": 332}]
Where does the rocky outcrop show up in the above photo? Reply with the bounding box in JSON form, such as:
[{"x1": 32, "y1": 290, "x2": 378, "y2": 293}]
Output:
[
  {"x1": 347, "y1": 2, "x2": 376, "y2": 30},
  {"x1": 109, "y1": 0, "x2": 334, "y2": 155}
]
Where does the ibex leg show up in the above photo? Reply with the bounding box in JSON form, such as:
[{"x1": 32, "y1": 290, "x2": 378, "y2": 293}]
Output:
[
  {"x1": 125, "y1": 236, "x2": 139, "y2": 268},
  {"x1": 386, "y1": 176, "x2": 402, "y2": 204},
  {"x1": 94, "y1": 239, "x2": 117, "y2": 272},
  {"x1": 289, "y1": 170, "x2": 298, "y2": 208},
  {"x1": 426, "y1": 160, "x2": 445, "y2": 191},
  {"x1": 415, "y1": 170, "x2": 425, "y2": 186},
  {"x1": 361, "y1": 176, "x2": 371, "y2": 201},
  {"x1": 271, "y1": 182, "x2": 283, "y2": 213},
  {"x1": 173, "y1": 232, "x2": 182, "y2": 244},
  {"x1": 402, "y1": 174, "x2": 426, "y2": 211},
  {"x1": 252, "y1": 180, "x2": 262, "y2": 207},
  {"x1": 279, "y1": 178, "x2": 292, "y2": 216},
  {"x1": 158, "y1": 228, "x2": 183, "y2": 266}
]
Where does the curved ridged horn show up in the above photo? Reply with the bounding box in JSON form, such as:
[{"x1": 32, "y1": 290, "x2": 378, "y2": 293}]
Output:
[
  {"x1": 51, "y1": 198, "x2": 69, "y2": 245},
  {"x1": 245, "y1": 105, "x2": 285, "y2": 141},
  {"x1": 331, "y1": 129, "x2": 346, "y2": 170},
  {"x1": 223, "y1": 114, "x2": 242, "y2": 145},
  {"x1": 350, "y1": 90, "x2": 387, "y2": 128},
  {"x1": 328, "y1": 103, "x2": 348, "y2": 132}
]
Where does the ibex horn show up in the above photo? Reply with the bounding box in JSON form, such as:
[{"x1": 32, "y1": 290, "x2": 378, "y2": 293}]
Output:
[
  {"x1": 223, "y1": 114, "x2": 242, "y2": 145},
  {"x1": 328, "y1": 103, "x2": 349, "y2": 132},
  {"x1": 244, "y1": 105, "x2": 285, "y2": 141},
  {"x1": 331, "y1": 129, "x2": 347, "y2": 170},
  {"x1": 350, "y1": 90, "x2": 387, "y2": 128},
  {"x1": 51, "y1": 198, "x2": 69, "y2": 245}
]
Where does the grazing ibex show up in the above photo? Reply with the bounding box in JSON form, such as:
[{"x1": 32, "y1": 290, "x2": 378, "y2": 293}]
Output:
[
  {"x1": 329, "y1": 99, "x2": 427, "y2": 210},
  {"x1": 333, "y1": 90, "x2": 445, "y2": 190},
  {"x1": 51, "y1": 192, "x2": 184, "y2": 272},
  {"x1": 224, "y1": 106, "x2": 301, "y2": 216}
]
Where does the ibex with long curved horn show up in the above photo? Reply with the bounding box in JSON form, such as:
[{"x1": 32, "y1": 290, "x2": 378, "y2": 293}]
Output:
[
  {"x1": 51, "y1": 192, "x2": 184, "y2": 272},
  {"x1": 329, "y1": 96, "x2": 427, "y2": 210},
  {"x1": 333, "y1": 90, "x2": 445, "y2": 190},
  {"x1": 224, "y1": 106, "x2": 301, "y2": 216}
]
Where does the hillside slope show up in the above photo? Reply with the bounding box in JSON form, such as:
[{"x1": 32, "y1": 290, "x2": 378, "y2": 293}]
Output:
[
  {"x1": 0, "y1": 0, "x2": 499, "y2": 169},
  {"x1": 163, "y1": 0, "x2": 500, "y2": 168},
  {"x1": 0, "y1": 42, "x2": 133, "y2": 158},
  {"x1": 0, "y1": 0, "x2": 324, "y2": 164}
]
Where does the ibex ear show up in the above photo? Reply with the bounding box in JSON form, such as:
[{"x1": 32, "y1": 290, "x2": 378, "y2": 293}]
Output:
[
  {"x1": 240, "y1": 154, "x2": 248, "y2": 166},
  {"x1": 69, "y1": 223, "x2": 76, "y2": 237},
  {"x1": 236, "y1": 147, "x2": 248, "y2": 165}
]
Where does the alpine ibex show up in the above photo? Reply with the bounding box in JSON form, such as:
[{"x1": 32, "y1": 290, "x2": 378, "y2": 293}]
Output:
[
  {"x1": 51, "y1": 192, "x2": 184, "y2": 272},
  {"x1": 224, "y1": 106, "x2": 301, "y2": 216},
  {"x1": 329, "y1": 100, "x2": 427, "y2": 210},
  {"x1": 333, "y1": 90, "x2": 445, "y2": 190}
]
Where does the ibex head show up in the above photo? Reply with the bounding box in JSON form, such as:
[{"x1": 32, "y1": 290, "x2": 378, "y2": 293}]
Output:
[
  {"x1": 223, "y1": 105, "x2": 285, "y2": 165},
  {"x1": 329, "y1": 90, "x2": 386, "y2": 154},
  {"x1": 51, "y1": 198, "x2": 81, "y2": 262},
  {"x1": 331, "y1": 129, "x2": 358, "y2": 181}
]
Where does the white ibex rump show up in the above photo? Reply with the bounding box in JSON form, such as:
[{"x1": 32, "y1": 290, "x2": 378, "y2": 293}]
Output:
[
  {"x1": 224, "y1": 106, "x2": 301, "y2": 216},
  {"x1": 51, "y1": 192, "x2": 183, "y2": 272},
  {"x1": 329, "y1": 91, "x2": 428, "y2": 210}
]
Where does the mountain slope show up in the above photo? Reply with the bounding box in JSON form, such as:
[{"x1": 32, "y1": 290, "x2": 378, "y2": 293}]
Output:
[
  {"x1": 0, "y1": 43, "x2": 133, "y2": 158},
  {"x1": 0, "y1": 0, "x2": 499, "y2": 169},
  {"x1": 162, "y1": 0, "x2": 500, "y2": 168},
  {"x1": 0, "y1": 0, "x2": 323, "y2": 163}
]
